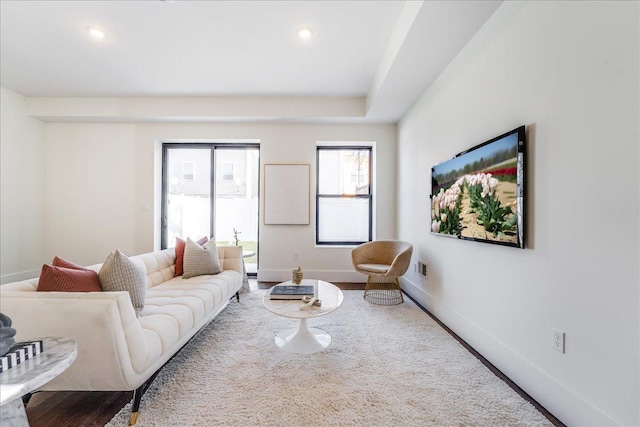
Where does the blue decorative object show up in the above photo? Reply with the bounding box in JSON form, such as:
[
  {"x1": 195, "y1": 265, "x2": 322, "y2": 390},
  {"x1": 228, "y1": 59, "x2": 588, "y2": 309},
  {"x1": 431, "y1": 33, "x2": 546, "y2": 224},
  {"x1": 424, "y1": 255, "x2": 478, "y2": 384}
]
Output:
[{"x1": 0, "y1": 312, "x2": 16, "y2": 357}]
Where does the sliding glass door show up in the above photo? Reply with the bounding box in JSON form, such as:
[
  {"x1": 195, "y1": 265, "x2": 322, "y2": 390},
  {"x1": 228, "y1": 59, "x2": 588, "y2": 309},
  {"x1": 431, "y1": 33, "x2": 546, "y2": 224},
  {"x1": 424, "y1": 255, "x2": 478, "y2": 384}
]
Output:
[
  {"x1": 163, "y1": 147, "x2": 212, "y2": 247},
  {"x1": 214, "y1": 147, "x2": 259, "y2": 273},
  {"x1": 162, "y1": 144, "x2": 259, "y2": 274}
]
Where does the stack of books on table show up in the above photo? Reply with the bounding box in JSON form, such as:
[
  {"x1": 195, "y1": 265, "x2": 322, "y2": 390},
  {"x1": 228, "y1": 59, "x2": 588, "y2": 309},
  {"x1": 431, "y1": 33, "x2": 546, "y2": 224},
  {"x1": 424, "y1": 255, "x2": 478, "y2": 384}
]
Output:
[
  {"x1": 0, "y1": 340, "x2": 44, "y2": 373},
  {"x1": 269, "y1": 285, "x2": 315, "y2": 300}
]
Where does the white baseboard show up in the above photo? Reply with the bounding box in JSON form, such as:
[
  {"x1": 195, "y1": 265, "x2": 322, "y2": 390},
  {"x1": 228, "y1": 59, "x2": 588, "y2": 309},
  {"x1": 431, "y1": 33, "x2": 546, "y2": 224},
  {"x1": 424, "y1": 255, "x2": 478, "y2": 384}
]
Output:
[
  {"x1": 400, "y1": 277, "x2": 619, "y2": 427},
  {"x1": 257, "y1": 269, "x2": 366, "y2": 284},
  {"x1": 1, "y1": 269, "x2": 40, "y2": 285}
]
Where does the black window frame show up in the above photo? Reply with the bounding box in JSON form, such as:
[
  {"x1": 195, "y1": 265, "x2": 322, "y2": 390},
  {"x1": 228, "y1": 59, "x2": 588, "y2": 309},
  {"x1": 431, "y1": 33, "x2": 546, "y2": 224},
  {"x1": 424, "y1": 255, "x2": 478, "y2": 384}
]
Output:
[
  {"x1": 161, "y1": 142, "x2": 260, "y2": 250},
  {"x1": 315, "y1": 146, "x2": 373, "y2": 246}
]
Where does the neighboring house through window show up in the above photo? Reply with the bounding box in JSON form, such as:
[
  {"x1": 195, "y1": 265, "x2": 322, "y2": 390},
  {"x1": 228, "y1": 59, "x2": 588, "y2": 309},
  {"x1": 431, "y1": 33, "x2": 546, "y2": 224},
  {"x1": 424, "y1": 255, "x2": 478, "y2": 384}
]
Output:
[
  {"x1": 182, "y1": 161, "x2": 195, "y2": 181},
  {"x1": 316, "y1": 145, "x2": 373, "y2": 245},
  {"x1": 222, "y1": 162, "x2": 234, "y2": 181}
]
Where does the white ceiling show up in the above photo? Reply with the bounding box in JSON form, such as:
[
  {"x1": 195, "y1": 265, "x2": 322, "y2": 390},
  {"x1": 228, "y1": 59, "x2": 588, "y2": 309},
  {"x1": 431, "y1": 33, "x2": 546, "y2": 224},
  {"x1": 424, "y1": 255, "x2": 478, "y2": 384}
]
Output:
[{"x1": 0, "y1": 0, "x2": 502, "y2": 122}]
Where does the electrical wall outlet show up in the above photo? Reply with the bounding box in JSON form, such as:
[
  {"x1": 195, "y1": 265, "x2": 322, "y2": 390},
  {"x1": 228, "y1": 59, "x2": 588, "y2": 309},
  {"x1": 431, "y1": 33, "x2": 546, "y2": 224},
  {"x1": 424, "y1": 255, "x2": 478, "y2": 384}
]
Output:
[
  {"x1": 552, "y1": 328, "x2": 565, "y2": 353},
  {"x1": 417, "y1": 261, "x2": 427, "y2": 277},
  {"x1": 293, "y1": 253, "x2": 299, "y2": 261}
]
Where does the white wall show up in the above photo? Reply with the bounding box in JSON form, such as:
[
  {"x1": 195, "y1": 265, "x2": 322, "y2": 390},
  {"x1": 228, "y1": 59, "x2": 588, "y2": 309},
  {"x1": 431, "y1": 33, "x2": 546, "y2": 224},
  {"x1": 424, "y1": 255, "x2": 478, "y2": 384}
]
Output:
[
  {"x1": 0, "y1": 87, "x2": 45, "y2": 283},
  {"x1": 397, "y1": 2, "x2": 639, "y2": 426},
  {"x1": 42, "y1": 122, "x2": 396, "y2": 280},
  {"x1": 44, "y1": 123, "x2": 141, "y2": 264}
]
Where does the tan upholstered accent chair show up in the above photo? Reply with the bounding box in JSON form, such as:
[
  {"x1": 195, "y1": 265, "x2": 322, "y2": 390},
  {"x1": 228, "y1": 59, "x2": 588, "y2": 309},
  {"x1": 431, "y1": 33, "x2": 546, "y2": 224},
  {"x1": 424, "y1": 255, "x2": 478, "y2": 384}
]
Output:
[{"x1": 351, "y1": 240, "x2": 413, "y2": 305}]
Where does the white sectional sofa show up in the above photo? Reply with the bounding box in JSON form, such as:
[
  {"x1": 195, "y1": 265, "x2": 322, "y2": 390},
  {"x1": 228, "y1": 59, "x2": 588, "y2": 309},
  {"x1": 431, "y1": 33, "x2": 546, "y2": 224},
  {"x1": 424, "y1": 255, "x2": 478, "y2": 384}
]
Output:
[{"x1": 0, "y1": 245, "x2": 244, "y2": 425}]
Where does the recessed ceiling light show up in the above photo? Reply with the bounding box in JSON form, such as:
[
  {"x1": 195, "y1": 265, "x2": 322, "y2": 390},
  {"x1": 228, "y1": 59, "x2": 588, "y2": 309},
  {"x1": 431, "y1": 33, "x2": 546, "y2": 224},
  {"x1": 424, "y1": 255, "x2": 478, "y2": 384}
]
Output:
[
  {"x1": 298, "y1": 28, "x2": 312, "y2": 40},
  {"x1": 87, "y1": 27, "x2": 106, "y2": 39}
]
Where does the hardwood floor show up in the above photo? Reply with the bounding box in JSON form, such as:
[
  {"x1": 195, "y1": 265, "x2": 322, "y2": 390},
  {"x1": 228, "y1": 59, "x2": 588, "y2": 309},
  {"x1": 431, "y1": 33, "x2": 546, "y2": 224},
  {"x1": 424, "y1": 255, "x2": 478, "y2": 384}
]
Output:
[
  {"x1": 26, "y1": 390, "x2": 132, "y2": 427},
  {"x1": 23, "y1": 282, "x2": 563, "y2": 427}
]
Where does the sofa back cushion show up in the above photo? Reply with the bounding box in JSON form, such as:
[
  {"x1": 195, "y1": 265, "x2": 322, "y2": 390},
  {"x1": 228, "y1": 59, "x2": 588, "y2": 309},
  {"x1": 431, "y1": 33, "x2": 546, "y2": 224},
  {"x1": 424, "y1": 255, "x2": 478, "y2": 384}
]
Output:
[{"x1": 131, "y1": 249, "x2": 175, "y2": 288}]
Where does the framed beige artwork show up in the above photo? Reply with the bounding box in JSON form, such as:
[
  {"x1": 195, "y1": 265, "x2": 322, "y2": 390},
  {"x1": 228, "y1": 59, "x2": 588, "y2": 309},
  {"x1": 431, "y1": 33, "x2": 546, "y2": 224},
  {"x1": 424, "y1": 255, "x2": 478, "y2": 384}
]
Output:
[{"x1": 264, "y1": 164, "x2": 310, "y2": 225}]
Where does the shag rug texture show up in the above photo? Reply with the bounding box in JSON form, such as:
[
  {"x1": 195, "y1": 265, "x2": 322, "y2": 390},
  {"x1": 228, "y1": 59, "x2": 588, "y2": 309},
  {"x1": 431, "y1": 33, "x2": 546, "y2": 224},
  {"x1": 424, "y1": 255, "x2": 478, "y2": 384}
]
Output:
[{"x1": 107, "y1": 290, "x2": 553, "y2": 427}]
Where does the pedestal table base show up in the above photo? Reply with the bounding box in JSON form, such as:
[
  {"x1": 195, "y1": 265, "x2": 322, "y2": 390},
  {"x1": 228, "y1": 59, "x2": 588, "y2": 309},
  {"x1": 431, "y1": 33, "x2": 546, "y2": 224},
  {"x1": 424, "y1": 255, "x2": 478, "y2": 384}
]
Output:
[
  {"x1": 0, "y1": 398, "x2": 29, "y2": 427},
  {"x1": 274, "y1": 318, "x2": 331, "y2": 354}
]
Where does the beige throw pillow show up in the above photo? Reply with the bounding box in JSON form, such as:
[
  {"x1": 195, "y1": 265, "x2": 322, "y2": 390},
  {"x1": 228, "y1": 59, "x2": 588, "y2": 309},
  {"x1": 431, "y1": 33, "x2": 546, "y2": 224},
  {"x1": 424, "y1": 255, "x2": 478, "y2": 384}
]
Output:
[
  {"x1": 98, "y1": 250, "x2": 146, "y2": 316},
  {"x1": 183, "y1": 238, "x2": 222, "y2": 279}
]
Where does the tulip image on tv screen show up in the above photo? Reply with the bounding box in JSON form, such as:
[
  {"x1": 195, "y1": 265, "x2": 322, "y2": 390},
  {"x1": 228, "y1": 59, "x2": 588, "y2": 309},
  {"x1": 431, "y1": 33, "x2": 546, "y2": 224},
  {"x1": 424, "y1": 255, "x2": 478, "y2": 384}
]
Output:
[{"x1": 431, "y1": 126, "x2": 526, "y2": 249}]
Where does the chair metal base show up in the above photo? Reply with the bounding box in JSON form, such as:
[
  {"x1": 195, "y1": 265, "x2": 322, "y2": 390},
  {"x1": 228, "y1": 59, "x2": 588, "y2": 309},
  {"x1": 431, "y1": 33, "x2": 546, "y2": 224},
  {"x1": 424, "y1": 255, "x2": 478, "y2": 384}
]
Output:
[{"x1": 363, "y1": 277, "x2": 403, "y2": 305}]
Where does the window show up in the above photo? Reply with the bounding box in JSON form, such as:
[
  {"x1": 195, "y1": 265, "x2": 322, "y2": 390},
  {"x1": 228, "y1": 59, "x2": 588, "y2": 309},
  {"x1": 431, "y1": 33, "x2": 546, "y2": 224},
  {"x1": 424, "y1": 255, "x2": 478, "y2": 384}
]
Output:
[
  {"x1": 222, "y1": 162, "x2": 234, "y2": 181},
  {"x1": 182, "y1": 161, "x2": 195, "y2": 181},
  {"x1": 316, "y1": 146, "x2": 372, "y2": 245}
]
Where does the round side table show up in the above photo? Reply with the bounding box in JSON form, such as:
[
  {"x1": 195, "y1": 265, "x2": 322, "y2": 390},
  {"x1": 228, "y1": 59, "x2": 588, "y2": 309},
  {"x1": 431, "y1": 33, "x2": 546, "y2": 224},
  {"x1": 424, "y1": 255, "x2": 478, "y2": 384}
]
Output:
[{"x1": 0, "y1": 337, "x2": 77, "y2": 427}]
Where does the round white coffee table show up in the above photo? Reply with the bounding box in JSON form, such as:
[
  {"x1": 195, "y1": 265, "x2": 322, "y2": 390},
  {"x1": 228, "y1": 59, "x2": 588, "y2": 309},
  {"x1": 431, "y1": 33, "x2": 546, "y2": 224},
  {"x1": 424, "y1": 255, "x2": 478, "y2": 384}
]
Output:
[{"x1": 263, "y1": 279, "x2": 344, "y2": 355}]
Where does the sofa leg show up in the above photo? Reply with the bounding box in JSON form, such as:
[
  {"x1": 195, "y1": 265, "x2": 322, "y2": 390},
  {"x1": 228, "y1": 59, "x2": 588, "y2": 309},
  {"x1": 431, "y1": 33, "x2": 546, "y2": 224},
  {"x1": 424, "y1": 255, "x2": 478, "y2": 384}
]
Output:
[
  {"x1": 129, "y1": 385, "x2": 144, "y2": 425},
  {"x1": 236, "y1": 291, "x2": 240, "y2": 302}
]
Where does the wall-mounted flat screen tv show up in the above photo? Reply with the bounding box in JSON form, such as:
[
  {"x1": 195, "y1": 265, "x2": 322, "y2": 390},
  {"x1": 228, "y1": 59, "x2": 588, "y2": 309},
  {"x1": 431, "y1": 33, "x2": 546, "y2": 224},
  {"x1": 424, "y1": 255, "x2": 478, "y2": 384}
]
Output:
[{"x1": 431, "y1": 126, "x2": 526, "y2": 249}]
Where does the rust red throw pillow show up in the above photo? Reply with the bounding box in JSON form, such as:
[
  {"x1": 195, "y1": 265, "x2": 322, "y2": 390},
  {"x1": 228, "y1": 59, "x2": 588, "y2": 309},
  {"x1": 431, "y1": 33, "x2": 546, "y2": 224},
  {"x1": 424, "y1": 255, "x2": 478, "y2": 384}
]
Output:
[
  {"x1": 52, "y1": 256, "x2": 90, "y2": 270},
  {"x1": 37, "y1": 264, "x2": 102, "y2": 292},
  {"x1": 174, "y1": 236, "x2": 209, "y2": 276}
]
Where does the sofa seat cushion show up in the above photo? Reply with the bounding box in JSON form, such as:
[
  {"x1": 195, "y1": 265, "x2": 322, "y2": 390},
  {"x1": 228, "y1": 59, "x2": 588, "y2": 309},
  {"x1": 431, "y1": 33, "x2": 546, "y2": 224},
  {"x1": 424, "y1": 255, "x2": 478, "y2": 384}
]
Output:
[
  {"x1": 137, "y1": 270, "x2": 242, "y2": 355},
  {"x1": 141, "y1": 301, "x2": 197, "y2": 337},
  {"x1": 151, "y1": 271, "x2": 241, "y2": 303},
  {"x1": 138, "y1": 312, "x2": 182, "y2": 356}
]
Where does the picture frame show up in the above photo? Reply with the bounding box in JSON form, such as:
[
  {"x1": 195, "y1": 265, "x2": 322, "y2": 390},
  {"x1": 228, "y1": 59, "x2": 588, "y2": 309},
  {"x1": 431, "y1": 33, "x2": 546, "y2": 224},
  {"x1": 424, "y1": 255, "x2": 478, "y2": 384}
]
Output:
[
  {"x1": 431, "y1": 126, "x2": 526, "y2": 249},
  {"x1": 264, "y1": 164, "x2": 310, "y2": 225}
]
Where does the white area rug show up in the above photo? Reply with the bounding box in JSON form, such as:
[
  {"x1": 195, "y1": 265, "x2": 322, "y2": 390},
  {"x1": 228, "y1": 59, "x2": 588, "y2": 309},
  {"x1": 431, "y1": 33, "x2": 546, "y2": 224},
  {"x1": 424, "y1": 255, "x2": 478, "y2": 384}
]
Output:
[{"x1": 107, "y1": 291, "x2": 552, "y2": 426}]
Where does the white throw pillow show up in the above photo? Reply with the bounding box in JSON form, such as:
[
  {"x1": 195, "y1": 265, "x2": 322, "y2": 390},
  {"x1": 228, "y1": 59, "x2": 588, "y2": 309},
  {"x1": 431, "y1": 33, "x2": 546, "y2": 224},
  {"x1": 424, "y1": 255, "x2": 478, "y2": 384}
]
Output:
[
  {"x1": 98, "y1": 250, "x2": 146, "y2": 316},
  {"x1": 183, "y1": 238, "x2": 222, "y2": 279}
]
